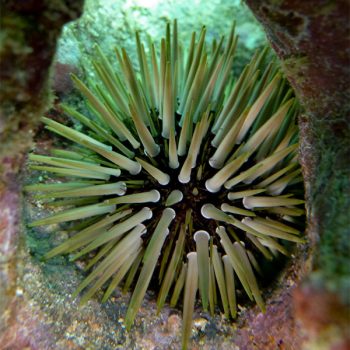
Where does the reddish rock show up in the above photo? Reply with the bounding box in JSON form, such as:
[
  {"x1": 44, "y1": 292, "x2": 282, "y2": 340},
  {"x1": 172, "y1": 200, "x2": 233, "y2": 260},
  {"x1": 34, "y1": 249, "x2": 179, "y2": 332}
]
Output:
[{"x1": 0, "y1": 1, "x2": 84, "y2": 348}]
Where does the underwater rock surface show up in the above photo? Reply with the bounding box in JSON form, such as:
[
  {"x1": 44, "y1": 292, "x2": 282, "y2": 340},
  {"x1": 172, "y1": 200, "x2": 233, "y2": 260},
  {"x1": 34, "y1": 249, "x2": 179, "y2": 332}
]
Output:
[{"x1": 0, "y1": 0, "x2": 83, "y2": 348}]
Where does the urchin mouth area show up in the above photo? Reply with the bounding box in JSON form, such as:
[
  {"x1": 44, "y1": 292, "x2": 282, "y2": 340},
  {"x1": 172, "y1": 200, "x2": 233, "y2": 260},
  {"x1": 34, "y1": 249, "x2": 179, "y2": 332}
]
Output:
[{"x1": 118, "y1": 126, "x2": 226, "y2": 231}]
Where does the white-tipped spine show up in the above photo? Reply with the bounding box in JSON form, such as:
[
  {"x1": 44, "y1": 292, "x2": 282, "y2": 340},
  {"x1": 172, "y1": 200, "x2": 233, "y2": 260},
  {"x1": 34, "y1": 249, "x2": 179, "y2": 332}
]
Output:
[
  {"x1": 178, "y1": 154, "x2": 192, "y2": 184},
  {"x1": 243, "y1": 195, "x2": 304, "y2": 209},
  {"x1": 243, "y1": 144, "x2": 297, "y2": 184},
  {"x1": 182, "y1": 251, "x2": 198, "y2": 350},
  {"x1": 206, "y1": 152, "x2": 250, "y2": 193},
  {"x1": 80, "y1": 140, "x2": 141, "y2": 175},
  {"x1": 129, "y1": 101, "x2": 160, "y2": 157},
  {"x1": 169, "y1": 127, "x2": 179, "y2": 169},
  {"x1": 106, "y1": 189, "x2": 161, "y2": 205},
  {"x1": 194, "y1": 230, "x2": 210, "y2": 311},
  {"x1": 177, "y1": 101, "x2": 193, "y2": 156},
  {"x1": 136, "y1": 157, "x2": 170, "y2": 185},
  {"x1": 227, "y1": 189, "x2": 266, "y2": 200},
  {"x1": 165, "y1": 189, "x2": 183, "y2": 206},
  {"x1": 236, "y1": 74, "x2": 280, "y2": 144},
  {"x1": 209, "y1": 111, "x2": 247, "y2": 168},
  {"x1": 162, "y1": 62, "x2": 174, "y2": 139},
  {"x1": 221, "y1": 203, "x2": 256, "y2": 217}
]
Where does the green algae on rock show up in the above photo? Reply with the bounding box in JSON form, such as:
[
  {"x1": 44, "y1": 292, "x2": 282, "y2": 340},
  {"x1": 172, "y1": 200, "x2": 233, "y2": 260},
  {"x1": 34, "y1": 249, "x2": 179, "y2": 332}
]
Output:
[{"x1": 26, "y1": 21, "x2": 305, "y2": 349}]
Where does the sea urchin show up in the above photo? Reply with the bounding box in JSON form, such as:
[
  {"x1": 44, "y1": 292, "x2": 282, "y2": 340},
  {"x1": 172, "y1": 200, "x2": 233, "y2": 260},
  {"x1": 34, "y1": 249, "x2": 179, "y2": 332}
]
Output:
[{"x1": 26, "y1": 21, "x2": 305, "y2": 349}]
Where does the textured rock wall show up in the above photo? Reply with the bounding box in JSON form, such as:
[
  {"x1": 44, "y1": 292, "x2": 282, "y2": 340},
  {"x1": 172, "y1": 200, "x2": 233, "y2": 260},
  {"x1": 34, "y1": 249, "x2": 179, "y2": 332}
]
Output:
[
  {"x1": 0, "y1": 1, "x2": 84, "y2": 347},
  {"x1": 244, "y1": 1, "x2": 350, "y2": 349}
]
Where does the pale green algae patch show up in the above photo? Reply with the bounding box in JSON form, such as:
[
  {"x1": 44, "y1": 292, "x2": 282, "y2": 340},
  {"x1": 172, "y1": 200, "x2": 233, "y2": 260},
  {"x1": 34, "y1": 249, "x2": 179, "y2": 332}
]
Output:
[{"x1": 55, "y1": 0, "x2": 266, "y2": 78}]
